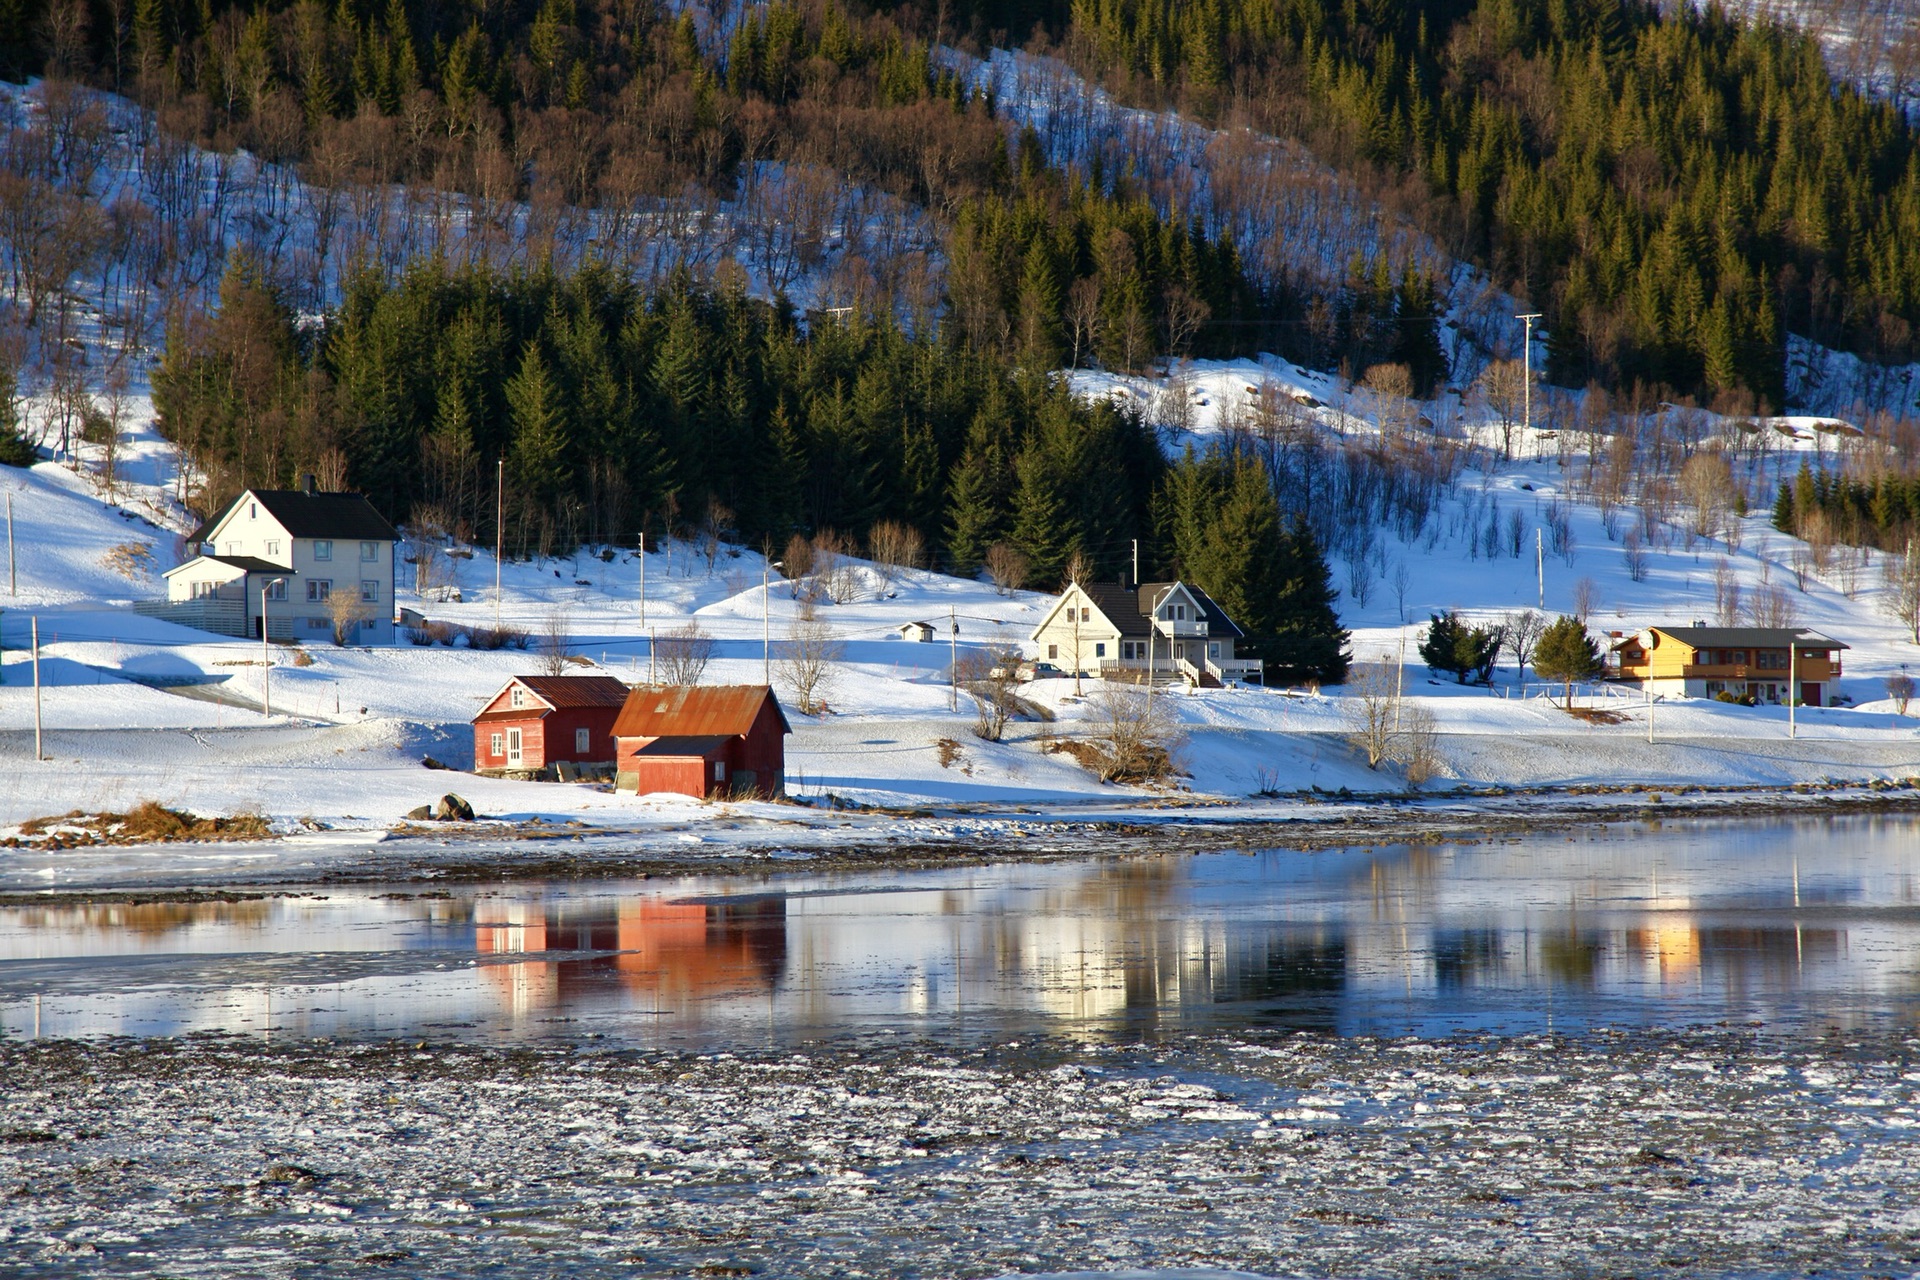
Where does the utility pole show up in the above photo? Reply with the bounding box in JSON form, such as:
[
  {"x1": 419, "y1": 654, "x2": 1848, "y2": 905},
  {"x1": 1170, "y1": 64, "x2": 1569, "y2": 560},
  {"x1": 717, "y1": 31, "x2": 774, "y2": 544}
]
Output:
[
  {"x1": 762, "y1": 557, "x2": 783, "y2": 686},
  {"x1": 1646, "y1": 681, "x2": 1654, "y2": 744},
  {"x1": 1130, "y1": 538, "x2": 1138, "y2": 587},
  {"x1": 638, "y1": 531, "x2": 647, "y2": 626},
  {"x1": 1536, "y1": 527, "x2": 1544, "y2": 609},
  {"x1": 949, "y1": 607, "x2": 958, "y2": 712},
  {"x1": 1789, "y1": 639, "x2": 1797, "y2": 740},
  {"x1": 31, "y1": 615, "x2": 41, "y2": 762},
  {"x1": 493, "y1": 459, "x2": 504, "y2": 630},
  {"x1": 1517, "y1": 312, "x2": 1542, "y2": 452}
]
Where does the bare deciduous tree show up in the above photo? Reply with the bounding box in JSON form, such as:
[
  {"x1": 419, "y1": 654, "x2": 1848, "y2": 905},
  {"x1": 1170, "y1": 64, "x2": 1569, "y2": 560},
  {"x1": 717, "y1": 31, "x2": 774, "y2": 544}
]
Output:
[
  {"x1": 867, "y1": 520, "x2": 924, "y2": 587},
  {"x1": 779, "y1": 618, "x2": 842, "y2": 715},
  {"x1": 1745, "y1": 581, "x2": 1796, "y2": 630},
  {"x1": 1680, "y1": 450, "x2": 1736, "y2": 542},
  {"x1": 326, "y1": 589, "x2": 377, "y2": 646},
  {"x1": 955, "y1": 646, "x2": 1022, "y2": 742},
  {"x1": 1623, "y1": 529, "x2": 1650, "y2": 582},
  {"x1": 1342, "y1": 659, "x2": 1400, "y2": 769},
  {"x1": 1880, "y1": 540, "x2": 1920, "y2": 644},
  {"x1": 654, "y1": 621, "x2": 716, "y2": 686},
  {"x1": 1472, "y1": 358, "x2": 1529, "y2": 459},
  {"x1": 1082, "y1": 685, "x2": 1183, "y2": 783},
  {"x1": 536, "y1": 612, "x2": 574, "y2": 676},
  {"x1": 1501, "y1": 610, "x2": 1545, "y2": 677},
  {"x1": 1570, "y1": 576, "x2": 1600, "y2": 622},
  {"x1": 1397, "y1": 704, "x2": 1443, "y2": 789},
  {"x1": 1887, "y1": 673, "x2": 1914, "y2": 716},
  {"x1": 986, "y1": 542, "x2": 1030, "y2": 596}
]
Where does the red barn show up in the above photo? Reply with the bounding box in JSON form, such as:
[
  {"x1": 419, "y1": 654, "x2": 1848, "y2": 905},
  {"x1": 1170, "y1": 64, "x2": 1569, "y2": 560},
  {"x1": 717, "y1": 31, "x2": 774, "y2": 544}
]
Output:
[
  {"x1": 473, "y1": 675, "x2": 631, "y2": 777},
  {"x1": 612, "y1": 685, "x2": 791, "y2": 798}
]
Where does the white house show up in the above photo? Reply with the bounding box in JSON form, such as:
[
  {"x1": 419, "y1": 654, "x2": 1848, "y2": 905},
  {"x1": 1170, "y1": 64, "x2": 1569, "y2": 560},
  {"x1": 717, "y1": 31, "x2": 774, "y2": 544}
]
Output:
[
  {"x1": 157, "y1": 477, "x2": 400, "y2": 643},
  {"x1": 1027, "y1": 580, "x2": 1263, "y2": 686}
]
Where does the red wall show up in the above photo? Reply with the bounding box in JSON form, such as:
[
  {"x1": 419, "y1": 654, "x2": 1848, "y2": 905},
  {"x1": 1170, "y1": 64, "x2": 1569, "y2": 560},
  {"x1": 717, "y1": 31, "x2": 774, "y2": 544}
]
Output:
[
  {"x1": 613, "y1": 695, "x2": 787, "y2": 798},
  {"x1": 474, "y1": 708, "x2": 618, "y2": 770}
]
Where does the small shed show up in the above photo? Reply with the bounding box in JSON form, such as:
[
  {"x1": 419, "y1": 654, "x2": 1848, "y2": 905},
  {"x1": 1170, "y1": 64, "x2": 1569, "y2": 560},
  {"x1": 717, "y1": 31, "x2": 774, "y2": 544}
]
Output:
[
  {"x1": 474, "y1": 675, "x2": 631, "y2": 777},
  {"x1": 900, "y1": 620, "x2": 936, "y2": 643},
  {"x1": 612, "y1": 685, "x2": 791, "y2": 798}
]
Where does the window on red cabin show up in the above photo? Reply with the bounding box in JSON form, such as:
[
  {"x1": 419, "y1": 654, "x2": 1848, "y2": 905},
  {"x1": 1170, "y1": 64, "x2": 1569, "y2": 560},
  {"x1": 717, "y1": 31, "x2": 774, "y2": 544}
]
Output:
[
  {"x1": 490, "y1": 733, "x2": 503, "y2": 757},
  {"x1": 575, "y1": 728, "x2": 589, "y2": 753},
  {"x1": 712, "y1": 761, "x2": 725, "y2": 782}
]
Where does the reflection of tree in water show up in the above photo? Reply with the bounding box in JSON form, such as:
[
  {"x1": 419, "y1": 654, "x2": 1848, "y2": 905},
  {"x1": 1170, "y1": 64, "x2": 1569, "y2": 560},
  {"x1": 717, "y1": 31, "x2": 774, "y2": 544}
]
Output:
[
  {"x1": 1433, "y1": 929, "x2": 1504, "y2": 989},
  {"x1": 1540, "y1": 931, "x2": 1606, "y2": 986}
]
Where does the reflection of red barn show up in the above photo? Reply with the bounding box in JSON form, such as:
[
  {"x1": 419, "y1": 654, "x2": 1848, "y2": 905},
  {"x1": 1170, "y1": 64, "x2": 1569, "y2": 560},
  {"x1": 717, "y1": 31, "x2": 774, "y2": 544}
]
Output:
[
  {"x1": 472, "y1": 675, "x2": 631, "y2": 777},
  {"x1": 612, "y1": 685, "x2": 790, "y2": 798}
]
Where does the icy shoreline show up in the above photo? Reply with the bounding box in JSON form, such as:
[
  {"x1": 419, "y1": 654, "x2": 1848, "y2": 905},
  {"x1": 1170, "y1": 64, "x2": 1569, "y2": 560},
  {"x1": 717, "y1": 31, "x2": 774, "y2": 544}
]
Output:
[
  {"x1": 6, "y1": 783, "x2": 1920, "y2": 894},
  {"x1": 5, "y1": 1028, "x2": 1919, "y2": 1277}
]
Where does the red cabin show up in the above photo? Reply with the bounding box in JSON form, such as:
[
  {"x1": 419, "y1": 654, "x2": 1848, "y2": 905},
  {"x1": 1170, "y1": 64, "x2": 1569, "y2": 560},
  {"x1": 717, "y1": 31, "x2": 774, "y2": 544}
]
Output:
[
  {"x1": 612, "y1": 685, "x2": 791, "y2": 798},
  {"x1": 473, "y1": 675, "x2": 631, "y2": 776}
]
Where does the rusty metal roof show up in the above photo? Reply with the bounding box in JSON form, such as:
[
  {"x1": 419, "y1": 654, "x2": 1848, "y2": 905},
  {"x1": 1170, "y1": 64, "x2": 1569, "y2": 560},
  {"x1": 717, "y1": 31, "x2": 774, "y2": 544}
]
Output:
[
  {"x1": 509, "y1": 675, "x2": 633, "y2": 710},
  {"x1": 612, "y1": 685, "x2": 790, "y2": 739}
]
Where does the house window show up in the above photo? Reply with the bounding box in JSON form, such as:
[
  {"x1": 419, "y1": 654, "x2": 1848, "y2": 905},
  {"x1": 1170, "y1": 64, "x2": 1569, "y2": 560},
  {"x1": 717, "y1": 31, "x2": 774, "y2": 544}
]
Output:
[
  {"x1": 575, "y1": 728, "x2": 590, "y2": 753},
  {"x1": 266, "y1": 540, "x2": 281, "y2": 558},
  {"x1": 712, "y1": 761, "x2": 726, "y2": 782},
  {"x1": 224, "y1": 543, "x2": 239, "y2": 557},
  {"x1": 490, "y1": 733, "x2": 504, "y2": 757},
  {"x1": 1705, "y1": 681, "x2": 1725, "y2": 695},
  {"x1": 1047, "y1": 644, "x2": 1058, "y2": 659},
  {"x1": 306, "y1": 579, "x2": 331, "y2": 602},
  {"x1": 1094, "y1": 642, "x2": 1106, "y2": 657},
  {"x1": 191, "y1": 580, "x2": 218, "y2": 599},
  {"x1": 250, "y1": 503, "x2": 258, "y2": 520},
  {"x1": 1080, "y1": 607, "x2": 1091, "y2": 622},
  {"x1": 265, "y1": 579, "x2": 287, "y2": 601},
  {"x1": 360, "y1": 580, "x2": 378, "y2": 603},
  {"x1": 510, "y1": 686, "x2": 525, "y2": 709},
  {"x1": 1622, "y1": 646, "x2": 1643, "y2": 661},
  {"x1": 361, "y1": 540, "x2": 379, "y2": 562},
  {"x1": 314, "y1": 540, "x2": 332, "y2": 561},
  {"x1": 1209, "y1": 642, "x2": 1220, "y2": 658}
]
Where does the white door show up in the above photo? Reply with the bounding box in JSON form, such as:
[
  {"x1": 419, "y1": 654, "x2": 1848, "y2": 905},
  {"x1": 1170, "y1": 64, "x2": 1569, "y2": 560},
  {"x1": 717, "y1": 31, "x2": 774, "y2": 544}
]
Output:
[{"x1": 506, "y1": 728, "x2": 523, "y2": 766}]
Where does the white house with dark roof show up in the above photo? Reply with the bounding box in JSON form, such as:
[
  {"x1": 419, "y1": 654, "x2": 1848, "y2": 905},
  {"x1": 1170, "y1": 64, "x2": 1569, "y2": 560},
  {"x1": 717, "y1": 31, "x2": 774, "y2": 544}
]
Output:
[
  {"x1": 155, "y1": 476, "x2": 400, "y2": 643},
  {"x1": 1028, "y1": 579, "x2": 1263, "y2": 686}
]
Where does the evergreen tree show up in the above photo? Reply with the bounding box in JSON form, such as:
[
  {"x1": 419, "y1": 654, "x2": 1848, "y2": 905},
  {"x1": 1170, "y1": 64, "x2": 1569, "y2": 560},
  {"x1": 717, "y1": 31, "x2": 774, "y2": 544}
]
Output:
[
  {"x1": 1268, "y1": 519, "x2": 1350, "y2": 685},
  {"x1": 1533, "y1": 614, "x2": 1604, "y2": 708},
  {"x1": 506, "y1": 343, "x2": 571, "y2": 515}
]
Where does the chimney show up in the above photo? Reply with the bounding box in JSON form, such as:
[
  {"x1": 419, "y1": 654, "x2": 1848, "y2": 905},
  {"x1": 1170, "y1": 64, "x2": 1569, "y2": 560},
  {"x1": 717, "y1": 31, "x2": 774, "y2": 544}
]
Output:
[{"x1": 301, "y1": 473, "x2": 317, "y2": 496}]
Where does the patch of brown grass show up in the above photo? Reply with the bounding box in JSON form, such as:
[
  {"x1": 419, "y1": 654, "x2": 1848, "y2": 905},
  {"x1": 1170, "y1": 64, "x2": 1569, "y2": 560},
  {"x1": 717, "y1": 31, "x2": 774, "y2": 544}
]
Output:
[
  {"x1": 1567, "y1": 706, "x2": 1627, "y2": 725},
  {"x1": 7, "y1": 803, "x2": 272, "y2": 848}
]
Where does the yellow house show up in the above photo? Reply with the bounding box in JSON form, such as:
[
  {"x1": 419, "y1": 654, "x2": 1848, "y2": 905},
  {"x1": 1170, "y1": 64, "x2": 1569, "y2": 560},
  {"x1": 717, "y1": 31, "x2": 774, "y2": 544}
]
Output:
[{"x1": 1611, "y1": 625, "x2": 1847, "y2": 706}]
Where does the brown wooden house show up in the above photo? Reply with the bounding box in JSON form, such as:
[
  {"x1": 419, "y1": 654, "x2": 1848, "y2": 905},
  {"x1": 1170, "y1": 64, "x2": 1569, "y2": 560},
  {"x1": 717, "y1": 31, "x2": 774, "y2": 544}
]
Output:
[
  {"x1": 612, "y1": 685, "x2": 791, "y2": 798},
  {"x1": 473, "y1": 675, "x2": 631, "y2": 777}
]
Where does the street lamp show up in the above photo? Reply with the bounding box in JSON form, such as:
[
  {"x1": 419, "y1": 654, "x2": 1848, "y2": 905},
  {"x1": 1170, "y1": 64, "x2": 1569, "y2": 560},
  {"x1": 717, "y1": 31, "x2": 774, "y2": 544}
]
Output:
[
  {"x1": 261, "y1": 578, "x2": 286, "y2": 717},
  {"x1": 763, "y1": 559, "x2": 785, "y2": 685}
]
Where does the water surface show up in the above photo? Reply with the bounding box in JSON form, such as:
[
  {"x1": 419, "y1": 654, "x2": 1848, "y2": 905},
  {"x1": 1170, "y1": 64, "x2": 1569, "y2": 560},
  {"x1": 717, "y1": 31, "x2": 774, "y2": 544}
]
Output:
[{"x1": 5, "y1": 814, "x2": 1919, "y2": 1043}]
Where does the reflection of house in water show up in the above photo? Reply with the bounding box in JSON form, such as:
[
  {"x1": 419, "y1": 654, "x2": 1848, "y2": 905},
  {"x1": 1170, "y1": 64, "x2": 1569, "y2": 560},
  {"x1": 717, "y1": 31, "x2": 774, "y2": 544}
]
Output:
[
  {"x1": 988, "y1": 862, "x2": 1347, "y2": 1031},
  {"x1": 475, "y1": 897, "x2": 786, "y2": 1017}
]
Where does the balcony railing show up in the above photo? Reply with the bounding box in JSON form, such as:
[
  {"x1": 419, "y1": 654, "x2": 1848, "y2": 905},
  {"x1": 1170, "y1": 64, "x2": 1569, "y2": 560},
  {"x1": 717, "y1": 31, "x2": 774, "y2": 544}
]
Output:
[{"x1": 1153, "y1": 619, "x2": 1208, "y2": 638}]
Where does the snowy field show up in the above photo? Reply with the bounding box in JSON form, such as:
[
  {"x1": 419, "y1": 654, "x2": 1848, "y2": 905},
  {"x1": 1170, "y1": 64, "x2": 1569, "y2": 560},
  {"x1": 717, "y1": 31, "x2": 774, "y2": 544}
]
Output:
[{"x1": 5, "y1": 1029, "x2": 1920, "y2": 1277}]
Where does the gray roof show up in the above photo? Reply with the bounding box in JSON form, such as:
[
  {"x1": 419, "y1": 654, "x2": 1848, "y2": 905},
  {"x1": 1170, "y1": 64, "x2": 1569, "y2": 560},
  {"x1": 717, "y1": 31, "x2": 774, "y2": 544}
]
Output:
[
  {"x1": 162, "y1": 554, "x2": 290, "y2": 577},
  {"x1": 1643, "y1": 625, "x2": 1847, "y2": 651},
  {"x1": 629, "y1": 734, "x2": 734, "y2": 758},
  {"x1": 191, "y1": 488, "x2": 399, "y2": 546},
  {"x1": 1077, "y1": 581, "x2": 1246, "y2": 640}
]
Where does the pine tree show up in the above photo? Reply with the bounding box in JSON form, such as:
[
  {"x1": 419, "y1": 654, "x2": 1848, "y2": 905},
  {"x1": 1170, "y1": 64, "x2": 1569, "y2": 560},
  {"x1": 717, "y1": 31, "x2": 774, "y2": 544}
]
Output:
[
  {"x1": 507, "y1": 343, "x2": 571, "y2": 512},
  {"x1": 1533, "y1": 614, "x2": 1604, "y2": 708},
  {"x1": 1011, "y1": 446, "x2": 1070, "y2": 586},
  {"x1": 1268, "y1": 519, "x2": 1350, "y2": 685}
]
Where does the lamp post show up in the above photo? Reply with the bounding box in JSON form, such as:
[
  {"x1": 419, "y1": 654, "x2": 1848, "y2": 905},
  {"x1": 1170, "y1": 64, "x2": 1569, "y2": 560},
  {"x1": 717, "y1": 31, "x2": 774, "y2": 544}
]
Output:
[
  {"x1": 762, "y1": 559, "x2": 784, "y2": 686},
  {"x1": 261, "y1": 578, "x2": 286, "y2": 718}
]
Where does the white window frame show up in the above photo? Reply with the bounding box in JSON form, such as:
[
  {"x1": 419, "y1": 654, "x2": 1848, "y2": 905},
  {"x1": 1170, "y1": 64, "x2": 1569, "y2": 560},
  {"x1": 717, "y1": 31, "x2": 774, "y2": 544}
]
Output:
[
  {"x1": 510, "y1": 686, "x2": 525, "y2": 709},
  {"x1": 306, "y1": 579, "x2": 331, "y2": 602},
  {"x1": 313, "y1": 539, "x2": 333, "y2": 562},
  {"x1": 360, "y1": 579, "x2": 378, "y2": 603},
  {"x1": 265, "y1": 540, "x2": 281, "y2": 558},
  {"x1": 265, "y1": 579, "x2": 287, "y2": 601},
  {"x1": 506, "y1": 728, "x2": 523, "y2": 765},
  {"x1": 490, "y1": 732, "x2": 504, "y2": 756},
  {"x1": 361, "y1": 540, "x2": 379, "y2": 562}
]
